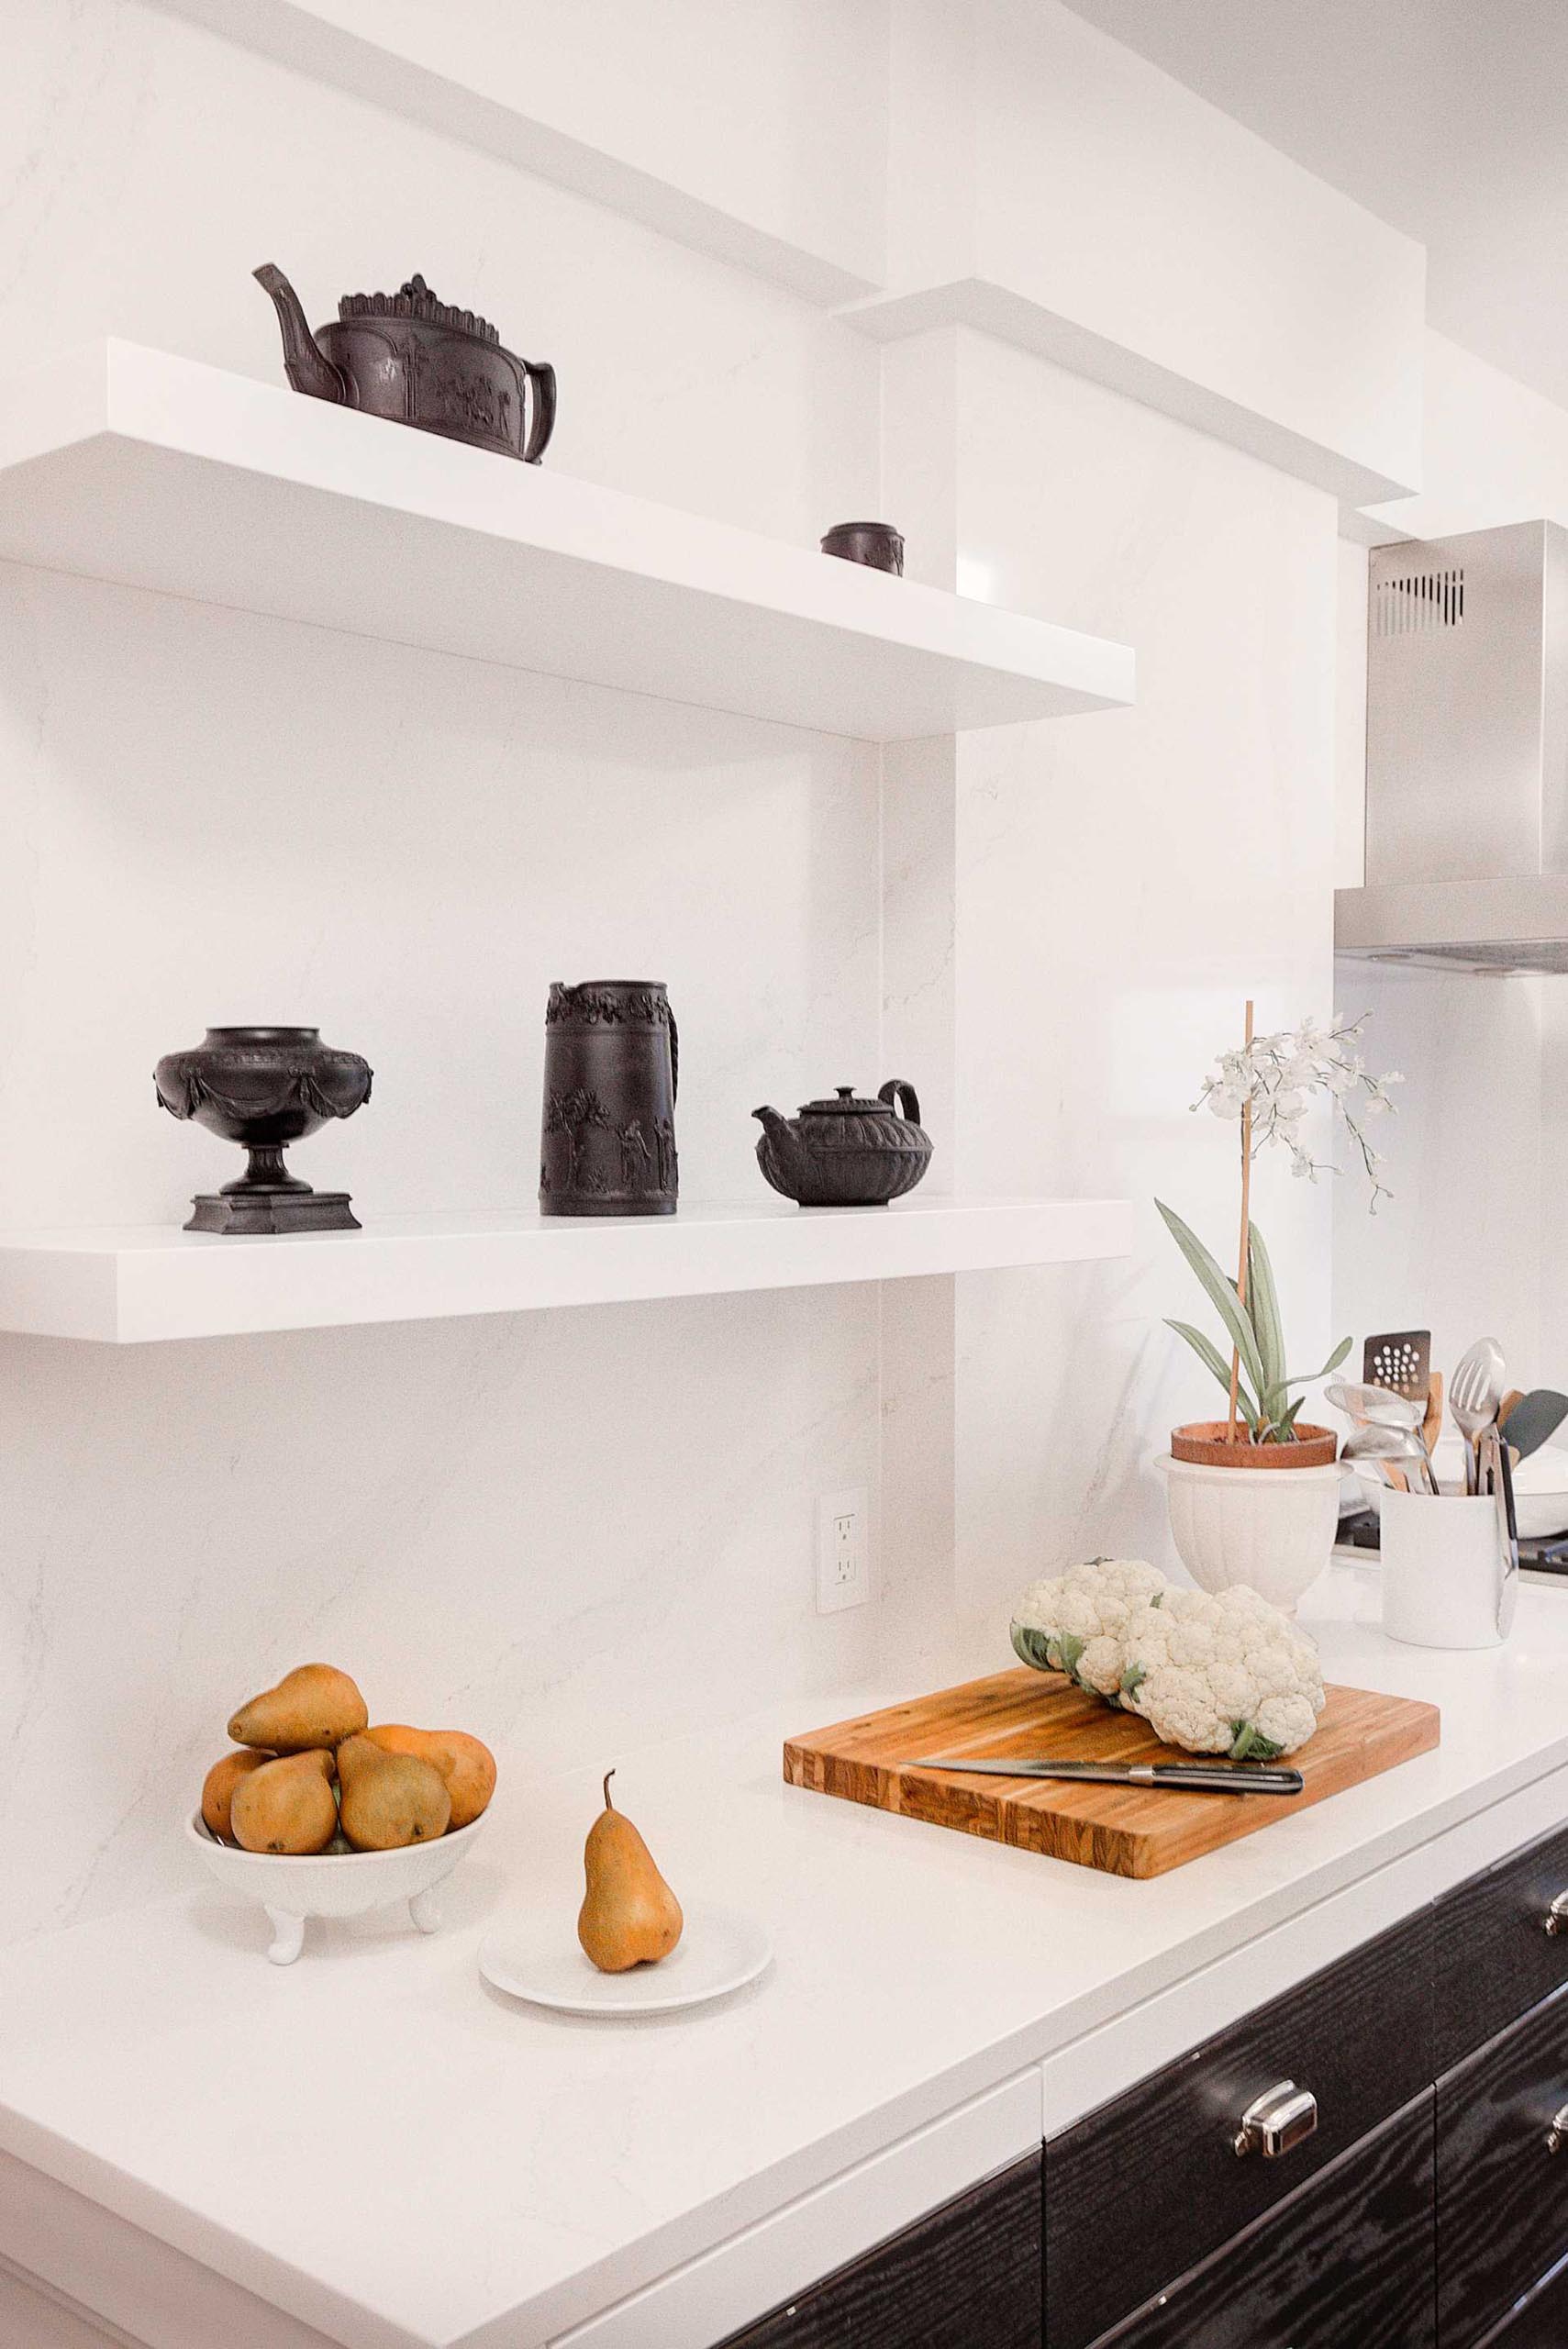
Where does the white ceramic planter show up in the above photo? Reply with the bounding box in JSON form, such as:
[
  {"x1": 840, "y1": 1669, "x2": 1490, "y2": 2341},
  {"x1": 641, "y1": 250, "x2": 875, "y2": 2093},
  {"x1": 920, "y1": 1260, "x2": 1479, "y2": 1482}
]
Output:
[
  {"x1": 1159, "y1": 1453, "x2": 1343, "y2": 1613},
  {"x1": 186, "y1": 1809, "x2": 487, "y2": 1964}
]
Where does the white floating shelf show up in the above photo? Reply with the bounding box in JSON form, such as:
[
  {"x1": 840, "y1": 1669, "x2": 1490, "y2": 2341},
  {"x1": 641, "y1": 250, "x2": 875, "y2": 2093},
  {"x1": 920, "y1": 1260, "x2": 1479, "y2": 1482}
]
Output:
[
  {"x1": 0, "y1": 1197, "x2": 1134, "y2": 1344},
  {"x1": 0, "y1": 341, "x2": 1133, "y2": 741}
]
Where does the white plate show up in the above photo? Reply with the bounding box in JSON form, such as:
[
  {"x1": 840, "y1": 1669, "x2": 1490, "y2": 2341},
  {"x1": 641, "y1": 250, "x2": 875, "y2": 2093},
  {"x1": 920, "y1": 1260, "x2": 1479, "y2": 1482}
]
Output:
[{"x1": 479, "y1": 1902, "x2": 772, "y2": 2016}]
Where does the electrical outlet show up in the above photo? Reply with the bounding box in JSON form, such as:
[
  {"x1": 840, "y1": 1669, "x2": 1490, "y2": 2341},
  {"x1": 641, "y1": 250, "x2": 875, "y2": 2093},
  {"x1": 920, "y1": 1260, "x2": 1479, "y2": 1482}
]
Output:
[{"x1": 816, "y1": 1486, "x2": 870, "y2": 1615}]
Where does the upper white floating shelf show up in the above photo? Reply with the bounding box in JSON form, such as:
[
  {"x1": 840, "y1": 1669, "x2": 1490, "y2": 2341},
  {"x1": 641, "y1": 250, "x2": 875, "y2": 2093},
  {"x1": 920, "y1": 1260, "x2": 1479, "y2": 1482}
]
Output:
[
  {"x1": 0, "y1": 1197, "x2": 1133, "y2": 1345},
  {"x1": 0, "y1": 341, "x2": 1133, "y2": 741}
]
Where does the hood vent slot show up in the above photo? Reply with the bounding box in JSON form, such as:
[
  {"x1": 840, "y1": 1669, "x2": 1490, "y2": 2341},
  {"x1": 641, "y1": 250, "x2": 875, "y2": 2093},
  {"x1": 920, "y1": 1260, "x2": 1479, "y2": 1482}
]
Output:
[{"x1": 1373, "y1": 565, "x2": 1465, "y2": 636}]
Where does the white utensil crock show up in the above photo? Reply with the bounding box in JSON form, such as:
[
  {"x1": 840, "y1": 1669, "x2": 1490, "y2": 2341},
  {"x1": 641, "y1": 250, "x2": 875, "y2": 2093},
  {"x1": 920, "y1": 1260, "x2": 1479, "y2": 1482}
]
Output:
[
  {"x1": 1380, "y1": 1489, "x2": 1517, "y2": 1649},
  {"x1": 1159, "y1": 1454, "x2": 1342, "y2": 1614}
]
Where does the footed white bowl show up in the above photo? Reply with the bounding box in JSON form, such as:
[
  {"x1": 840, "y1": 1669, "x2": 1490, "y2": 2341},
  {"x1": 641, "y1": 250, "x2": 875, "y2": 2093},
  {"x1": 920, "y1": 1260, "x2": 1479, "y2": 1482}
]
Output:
[{"x1": 186, "y1": 1809, "x2": 487, "y2": 1965}]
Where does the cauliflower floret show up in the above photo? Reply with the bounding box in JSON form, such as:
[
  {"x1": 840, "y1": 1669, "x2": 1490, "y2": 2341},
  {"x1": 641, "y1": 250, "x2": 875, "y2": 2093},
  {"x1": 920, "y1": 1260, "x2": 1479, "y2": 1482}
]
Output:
[
  {"x1": 1010, "y1": 1556, "x2": 1169, "y2": 1697},
  {"x1": 1118, "y1": 1583, "x2": 1326, "y2": 1758}
]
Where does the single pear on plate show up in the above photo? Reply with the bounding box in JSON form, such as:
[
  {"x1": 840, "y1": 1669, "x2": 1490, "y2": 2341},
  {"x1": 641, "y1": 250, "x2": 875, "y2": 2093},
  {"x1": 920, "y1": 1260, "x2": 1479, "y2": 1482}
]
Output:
[{"x1": 577, "y1": 1771, "x2": 684, "y2": 1973}]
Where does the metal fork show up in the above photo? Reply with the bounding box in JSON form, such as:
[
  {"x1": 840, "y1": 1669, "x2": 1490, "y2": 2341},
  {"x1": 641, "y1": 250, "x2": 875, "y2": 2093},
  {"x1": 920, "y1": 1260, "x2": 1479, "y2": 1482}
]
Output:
[{"x1": 1451, "y1": 1338, "x2": 1506, "y2": 1497}]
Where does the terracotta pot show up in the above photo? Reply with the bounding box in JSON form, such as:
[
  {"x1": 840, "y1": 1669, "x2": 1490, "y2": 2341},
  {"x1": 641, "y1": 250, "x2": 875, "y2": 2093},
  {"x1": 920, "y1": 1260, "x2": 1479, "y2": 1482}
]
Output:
[{"x1": 1170, "y1": 1419, "x2": 1339, "y2": 1470}]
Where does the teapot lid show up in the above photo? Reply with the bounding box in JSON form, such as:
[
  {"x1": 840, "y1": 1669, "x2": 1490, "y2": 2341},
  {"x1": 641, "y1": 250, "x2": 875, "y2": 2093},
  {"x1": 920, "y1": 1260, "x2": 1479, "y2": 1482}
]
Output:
[
  {"x1": 800, "y1": 1085, "x2": 895, "y2": 1116},
  {"x1": 337, "y1": 273, "x2": 500, "y2": 347}
]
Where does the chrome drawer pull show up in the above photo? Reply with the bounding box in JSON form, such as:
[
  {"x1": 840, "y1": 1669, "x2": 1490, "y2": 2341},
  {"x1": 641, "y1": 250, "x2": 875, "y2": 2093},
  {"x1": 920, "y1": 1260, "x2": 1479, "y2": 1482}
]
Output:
[
  {"x1": 1545, "y1": 1892, "x2": 1568, "y2": 1937},
  {"x1": 1547, "y1": 2102, "x2": 1568, "y2": 2154},
  {"x1": 1232, "y1": 2081, "x2": 1318, "y2": 2160}
]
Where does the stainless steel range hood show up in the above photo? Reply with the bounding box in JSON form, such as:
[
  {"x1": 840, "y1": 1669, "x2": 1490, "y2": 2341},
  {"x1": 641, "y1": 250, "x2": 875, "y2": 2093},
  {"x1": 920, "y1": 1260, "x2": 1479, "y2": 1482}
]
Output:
[{"x1": 1335, "y1": 520, "x2": 1568, "y2": 973}]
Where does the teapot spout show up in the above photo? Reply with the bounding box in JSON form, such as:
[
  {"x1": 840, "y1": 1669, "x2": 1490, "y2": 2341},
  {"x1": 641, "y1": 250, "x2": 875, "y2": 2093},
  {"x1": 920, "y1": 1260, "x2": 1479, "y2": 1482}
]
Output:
[
  {"x1": 752, "y1": 1104, "x2": 804, "y2": 1183},
  {"x1": 253, "y1": 264, "x2": 346, "y2": 406}
]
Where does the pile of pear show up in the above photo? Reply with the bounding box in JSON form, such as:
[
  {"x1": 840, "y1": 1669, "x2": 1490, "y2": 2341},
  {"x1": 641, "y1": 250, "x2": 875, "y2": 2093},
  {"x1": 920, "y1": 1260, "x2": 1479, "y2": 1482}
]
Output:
[{"x1": 200, "y1": 1664, "x2": 496, "y2": 1855}]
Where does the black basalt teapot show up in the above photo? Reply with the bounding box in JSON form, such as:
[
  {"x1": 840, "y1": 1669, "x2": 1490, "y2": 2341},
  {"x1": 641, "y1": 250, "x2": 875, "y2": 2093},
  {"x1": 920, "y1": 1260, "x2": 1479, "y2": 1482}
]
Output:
[{"x1": 753, "y1": 1082, "x2": 931, "y2": 1207}]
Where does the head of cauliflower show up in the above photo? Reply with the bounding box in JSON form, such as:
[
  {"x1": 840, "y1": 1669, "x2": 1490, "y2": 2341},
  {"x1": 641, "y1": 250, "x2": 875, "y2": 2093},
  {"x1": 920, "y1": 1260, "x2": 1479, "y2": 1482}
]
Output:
[
  {"x1": 1117, "y1": 1583, "x2": 1326, "y2": 1758},
  {"x1": 1010, "y1": 1556, "x2": 1169, "y2": 1700}
]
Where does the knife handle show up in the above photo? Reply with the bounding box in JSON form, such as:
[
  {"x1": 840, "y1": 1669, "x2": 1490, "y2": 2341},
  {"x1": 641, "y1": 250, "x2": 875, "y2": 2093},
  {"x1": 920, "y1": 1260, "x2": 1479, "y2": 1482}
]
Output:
[{"x1": 1149, "y1": 1765, "x2": 1305, "y2": 1796}]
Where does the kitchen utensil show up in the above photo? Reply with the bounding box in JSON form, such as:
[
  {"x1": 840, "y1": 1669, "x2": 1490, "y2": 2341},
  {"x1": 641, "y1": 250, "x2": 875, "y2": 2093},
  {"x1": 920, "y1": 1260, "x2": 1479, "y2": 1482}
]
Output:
[
  {"x1": 910, "y1": 1756, "x2": 1305, "y2": 1795},
  {"x1": 1451, "y1": 1338, "x2": 1507, "y2": 1496},
  {"x1": 1342, "y1": 1424, "x2": 1438, "y2": 1496},
  {"x1": 478, "y1": 1903, "x2": 772, "y2": 2016},
  {"x1": 539, "y1": 982, "x2": 678, "y2": 1217},
  {"x1": 153, "y1": 1026, "x2": 373, "y2": 1233},
  {"x1": 186, "y1": 1808, "x2": 485, "y2": 1965},
  {"x1": 1325, "y1": 1380, "x2": 1422, "y2": 1432},
  {"x1": 752, "y1": 1083, "x2": 932, "y2": 1207},
  {"x1": 1499, "y1": 1388, "x2": 1526, "y2": 1430},
  {"x1": 254, "y1": 264, "x2": 556, "y2": 462},
  {"x1": 1363, "y1": 1330, "x2": 1432, "y2": 1404},
  {"x1": 1482, "y1": 1424, "x2": 1520, "y2": 1641},
  {"x1": 1351, "y1": 1437, "x2": 1568, "y2": 1538},
  {"x1": 1495, "y1": 1388, "x2": 1568, "y2": 1464},
  {"x1": 784, "y1": 1673, "x2": 1440, "y2": 1879},
  {"x1": 1423, "y1": 1370, "x2": 1445, "y2": 1459},
  {"x1": 819, "y1": 521, "x2": 905, "y2": 573}
]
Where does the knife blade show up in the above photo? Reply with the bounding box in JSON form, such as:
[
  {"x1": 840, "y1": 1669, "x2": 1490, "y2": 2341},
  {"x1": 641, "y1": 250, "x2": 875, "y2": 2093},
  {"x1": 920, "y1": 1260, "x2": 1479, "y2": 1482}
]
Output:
[{"x1": 909, "y1": 1756, "x2": 1305, "y2": 1797}]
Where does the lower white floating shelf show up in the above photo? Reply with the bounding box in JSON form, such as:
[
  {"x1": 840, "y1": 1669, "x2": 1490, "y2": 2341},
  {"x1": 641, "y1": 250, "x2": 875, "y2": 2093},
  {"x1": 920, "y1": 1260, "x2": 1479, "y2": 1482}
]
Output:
[{"x1": 0, "y1": 1197, "x2": 1133, "y2": 1344}]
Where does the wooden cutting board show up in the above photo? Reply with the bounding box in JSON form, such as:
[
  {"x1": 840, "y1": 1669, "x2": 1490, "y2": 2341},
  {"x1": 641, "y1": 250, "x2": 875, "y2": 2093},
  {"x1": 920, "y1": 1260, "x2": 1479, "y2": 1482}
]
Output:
[{"x1": 783, "y1": 1669, "x2": 1440, "y2": 1879}]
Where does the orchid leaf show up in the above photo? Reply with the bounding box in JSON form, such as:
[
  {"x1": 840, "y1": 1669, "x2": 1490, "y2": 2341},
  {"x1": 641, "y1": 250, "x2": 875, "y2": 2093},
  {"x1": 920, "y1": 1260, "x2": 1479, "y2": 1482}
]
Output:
[
  {"x1": 1165, "y1": 1321, "x2": 1260, "y2": 1423},
  {"x1": 1247, "y1": 1222, "x2": 1286, "y2": 1398},
  {"x1": 1156, "y1": 1201, "x2": 1266, "y2": 1402}
]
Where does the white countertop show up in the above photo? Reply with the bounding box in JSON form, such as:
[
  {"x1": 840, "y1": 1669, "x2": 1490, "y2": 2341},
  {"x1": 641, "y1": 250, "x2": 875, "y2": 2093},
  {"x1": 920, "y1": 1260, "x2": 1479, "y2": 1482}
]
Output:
[{"x1": 5, "y1": 1566, "x2": 1568, "y2": 2349}]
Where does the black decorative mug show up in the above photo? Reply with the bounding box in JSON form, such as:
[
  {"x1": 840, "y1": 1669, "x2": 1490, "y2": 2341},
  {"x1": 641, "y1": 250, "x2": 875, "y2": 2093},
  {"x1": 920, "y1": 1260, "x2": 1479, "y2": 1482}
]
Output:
[{"x1": 539, "y1": 983, "x2": 678, "y2": 1217}]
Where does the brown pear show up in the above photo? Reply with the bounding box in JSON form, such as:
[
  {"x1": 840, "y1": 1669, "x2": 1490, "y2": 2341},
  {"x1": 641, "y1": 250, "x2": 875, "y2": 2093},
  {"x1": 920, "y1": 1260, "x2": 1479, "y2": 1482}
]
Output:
[
  {"x1": 364, "y1": 1724, "x2": 496, "y2": 1830},
  {"x1": 228, "y1": 1664, "x2": 368, "y2": 1753},
  {"x1": 337, "y1": 1734, "x2": 450, "y2": 1851},
  {"x1": 577, "y1": 1771, "x2": 684, "y2": 1973},
  {"x1": 200, "y1": 1747, "x2": 274, "y2": 1841},
  {"x1": 229, "y1": 1750, "x2": 338, "y2": 1854}
]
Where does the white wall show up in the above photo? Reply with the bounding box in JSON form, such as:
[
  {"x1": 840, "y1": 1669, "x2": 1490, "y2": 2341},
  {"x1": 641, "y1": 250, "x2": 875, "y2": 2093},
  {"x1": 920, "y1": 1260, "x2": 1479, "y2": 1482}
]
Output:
[{"x1": 0, "y1": 0, "x2": 1368, "y2": 1943}]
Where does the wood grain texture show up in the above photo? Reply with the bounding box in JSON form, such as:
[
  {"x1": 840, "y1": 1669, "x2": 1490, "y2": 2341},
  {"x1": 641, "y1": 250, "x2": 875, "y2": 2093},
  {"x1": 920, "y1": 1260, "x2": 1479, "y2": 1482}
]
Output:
[
  {"x1": 784, "y1": 1669, "x2": 1440, "y2": 1879},
  {"x1": 1473, "y1": 2251, "x2": 1568, "y2": 2344},
  {"x1": 1434, "y1": 1821, "x2": 1568, "y2": 2073},
  {"x1": 1087, "y1": 2092, "x2": 1436, "y2": 2349},
  {"x1": 715, "y1": 2152, "x2": 1041, "y2": 2349},
  {"x1": 1045, "y1": 1904, "x2": 1434, "y2": 2349},
  {"x1": 1437, "y1": 1984, "x2": 1568, "y2": 2347}
]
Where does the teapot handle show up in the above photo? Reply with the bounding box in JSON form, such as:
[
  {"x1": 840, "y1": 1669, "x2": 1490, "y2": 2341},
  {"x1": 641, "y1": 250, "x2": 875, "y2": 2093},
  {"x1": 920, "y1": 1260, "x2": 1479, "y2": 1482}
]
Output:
[
  {"x1": 878, "y1": 1078, "x2": 919, "y2": 1123},
  {"x1": 522, "y1": 359, "x2": 557, "y2": 465}
]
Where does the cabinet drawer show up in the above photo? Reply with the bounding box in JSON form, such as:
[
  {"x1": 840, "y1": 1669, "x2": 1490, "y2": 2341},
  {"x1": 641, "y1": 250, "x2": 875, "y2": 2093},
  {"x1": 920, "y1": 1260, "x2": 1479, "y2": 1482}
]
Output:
[
  {"x1": 1435, "y1": 1822, "x2": 1568, "y2": 2071},
  {"x1": 1090, "y1": 2091, "x2": 1435, "y2": 2349},
  {"x1": 1046, "y1": 1905, "x2": 1433, "y2": 2349},
  {"x1": 1473, "y1": 2254, "x2": 1568, "y2": 2344},
  {"x1": 717, "y1": 2151, "x2": 1041, "y2": 2349},
  {"x1": 1438, "y1": 1984, "x2": 1568, "y2": 2347}
]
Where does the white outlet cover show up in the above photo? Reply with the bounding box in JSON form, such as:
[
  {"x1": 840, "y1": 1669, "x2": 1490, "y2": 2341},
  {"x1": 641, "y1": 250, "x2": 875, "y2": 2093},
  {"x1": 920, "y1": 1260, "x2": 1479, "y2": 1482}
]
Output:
[{"x1": 816, "y1": 1486, "x2": 871, "y2": 1615}]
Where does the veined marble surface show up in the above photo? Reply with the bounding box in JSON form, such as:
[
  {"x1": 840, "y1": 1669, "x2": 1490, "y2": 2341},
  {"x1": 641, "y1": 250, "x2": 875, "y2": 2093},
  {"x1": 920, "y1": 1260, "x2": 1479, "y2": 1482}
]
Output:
[{"x1": 3, "y1": 1571, "x2": 1567, "y2": 2349}]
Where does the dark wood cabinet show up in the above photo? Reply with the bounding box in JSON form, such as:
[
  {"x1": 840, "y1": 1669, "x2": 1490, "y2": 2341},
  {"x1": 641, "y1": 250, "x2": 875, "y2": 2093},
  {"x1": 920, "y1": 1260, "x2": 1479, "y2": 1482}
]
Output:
[
  {"x1": 712, "y1": 1819, "x2": 1568, "y2": 2349},
  {"x1": 1088, "y1": 2093, "x2": 1436, "y2": 2349},
  {"x1": 1433, "y1": 1821, "x2": 1568, "y2": 2073},
  {"x1": 716, "y1": 2152, "x2": 1041, "y2": 2349},
  {"x1": 1437, "y1": 1984, "x2": 1568, "y2": 2347},
  {"x1": 1045, "y1": 1907, "x2": 1433, "y2": 2349}
]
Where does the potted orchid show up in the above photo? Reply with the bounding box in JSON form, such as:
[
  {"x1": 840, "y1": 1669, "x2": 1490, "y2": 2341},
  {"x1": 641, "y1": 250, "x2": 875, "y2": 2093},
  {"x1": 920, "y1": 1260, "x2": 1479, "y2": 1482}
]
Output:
[{"x1": 1156, "y1": 1008, "x2": 1400, "y2": 1610}]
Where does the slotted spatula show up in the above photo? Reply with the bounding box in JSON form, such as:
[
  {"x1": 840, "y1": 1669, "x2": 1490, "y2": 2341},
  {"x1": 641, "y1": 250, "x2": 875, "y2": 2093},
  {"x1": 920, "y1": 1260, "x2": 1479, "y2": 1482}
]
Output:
[{"x1": 1364, "y1": 1330, "x2": 1432, "y2": 1407}]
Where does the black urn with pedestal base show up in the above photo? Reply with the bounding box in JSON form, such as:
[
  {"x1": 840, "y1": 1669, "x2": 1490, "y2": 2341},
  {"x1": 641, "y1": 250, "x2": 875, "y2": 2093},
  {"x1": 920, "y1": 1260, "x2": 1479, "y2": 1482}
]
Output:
[{"x1": 153, "y1": 1027, "x2": 373, "y2": 1234}]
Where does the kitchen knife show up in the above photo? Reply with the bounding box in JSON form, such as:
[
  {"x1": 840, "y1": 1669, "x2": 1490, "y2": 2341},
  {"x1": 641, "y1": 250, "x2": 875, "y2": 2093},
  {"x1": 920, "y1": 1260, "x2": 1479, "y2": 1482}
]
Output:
[{"x1": 909, "y1": 1756, "x2": 1305, "y2": 1796}]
